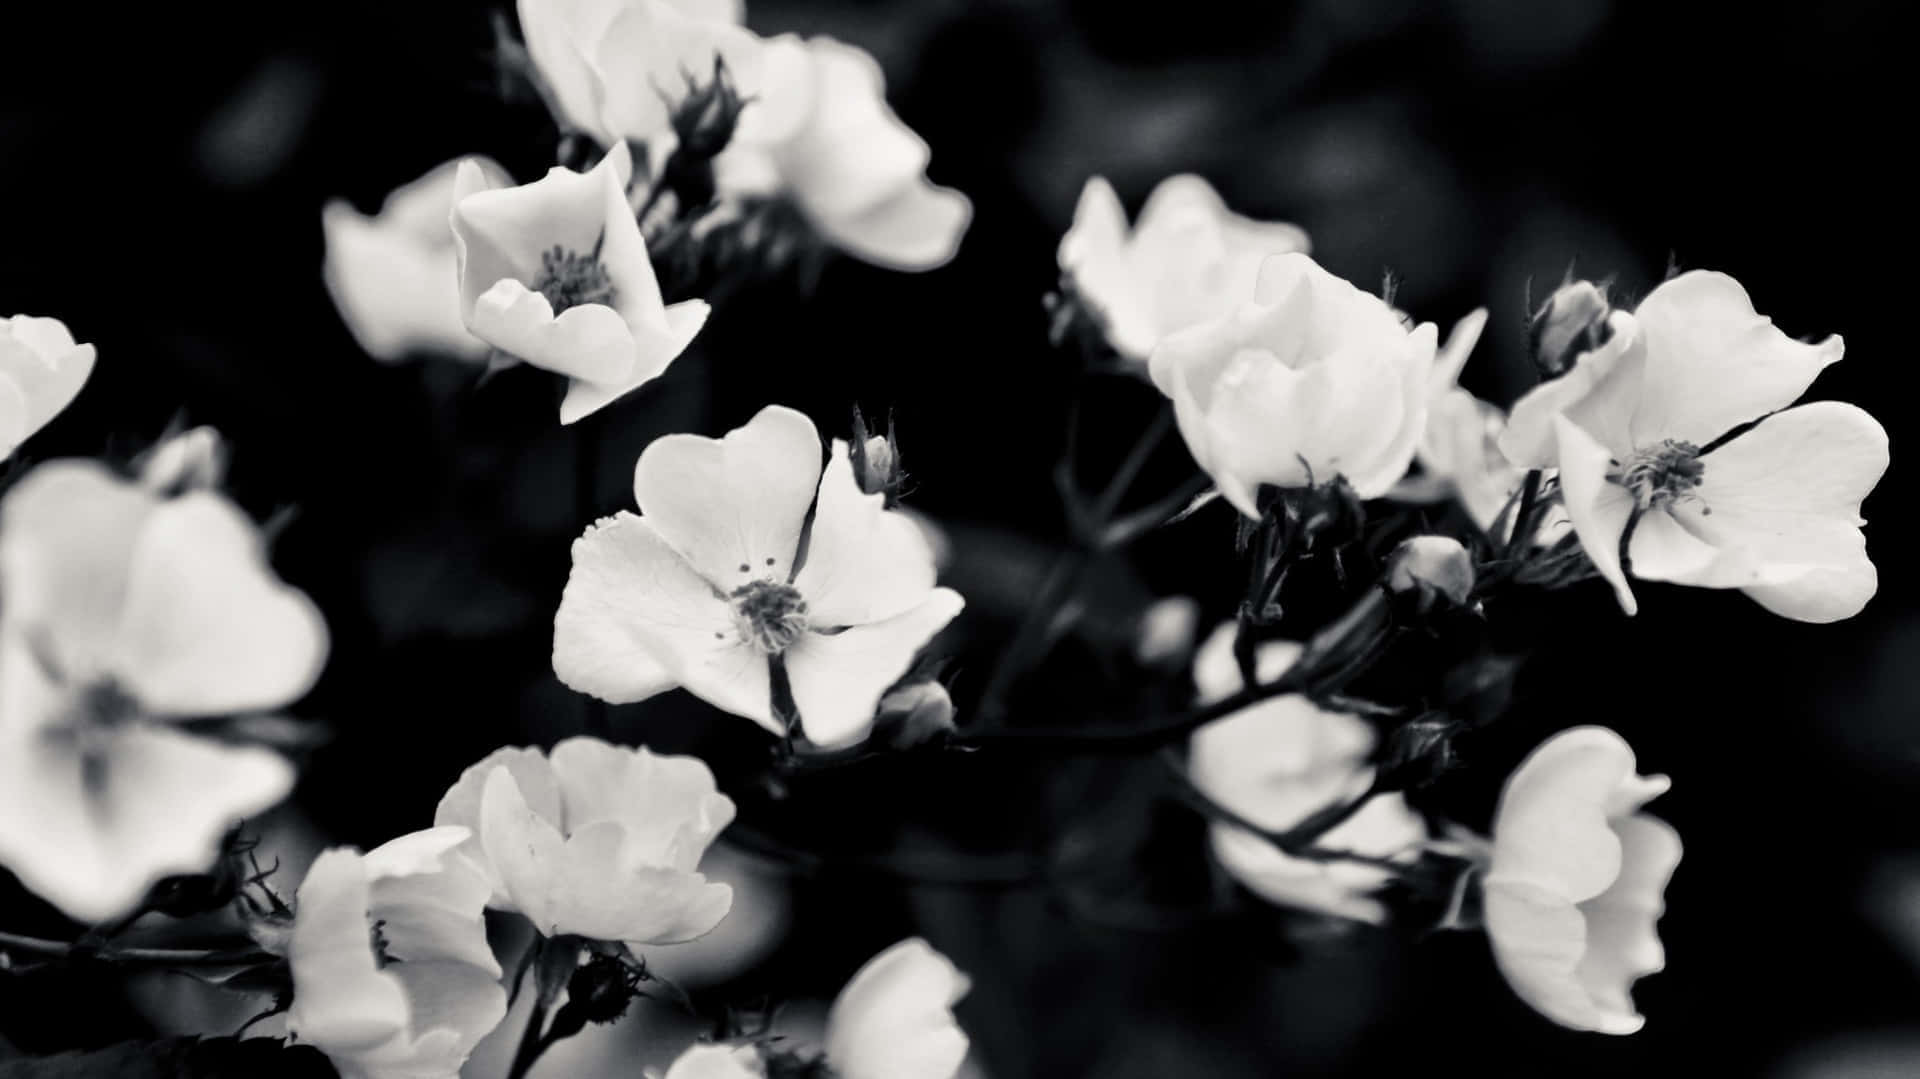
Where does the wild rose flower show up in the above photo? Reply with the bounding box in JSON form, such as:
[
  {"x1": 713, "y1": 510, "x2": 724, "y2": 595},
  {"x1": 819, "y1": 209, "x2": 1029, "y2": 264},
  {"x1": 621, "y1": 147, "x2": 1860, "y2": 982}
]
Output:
[
  {"x1": 433, "y1": 737, "x2": 736, "y2": 944},
  {"x1": 1057, "y1": 175, "x2": 1309, "y2": 365},
  {"x1": 323, "y1": 159, "x2": 500, "y2": 364},
  {"x1": 0, "y1": 315, "x2": 95, "y2": 459},
  {"x1": 553, "y1": 405, "x2": 964, "y2": 748},
  {"x1": 823, "y1": 938, "x2": 971, "y2": 1079},
  {"x1": 1186, "y1": 624, "x2": 1425, "y2": 923},
  {"x1": 1148, "y1": 253, "x2": 1439, "y2": 517},
  {"x1": 0, "y1": 458, "x2": 327, "y2": 922},
  {"x1": 1499, "y1": 270, "x2": 1887, "y2": 622},
  {"x1": 450, "y1": 141, "x2": 710, "y2": 423},
  {"x1": 1483, "y1": 726, "x2": 1681, "y2": 1035},
  {"x1": 285, "y1": 827, "x2": 508, "y2": 1079}
]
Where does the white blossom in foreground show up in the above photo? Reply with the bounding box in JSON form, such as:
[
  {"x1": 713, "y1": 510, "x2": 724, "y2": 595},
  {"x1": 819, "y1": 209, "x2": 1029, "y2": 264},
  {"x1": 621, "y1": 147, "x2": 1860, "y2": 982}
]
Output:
[
  {"x1": 286, "y1": 827, "x2": 508, "y2": 1079},
  {"x1": 1483, "y1": 726, "x2": 1681, "y2": 1035},
  {"x1": 450, "y1": 141, "x2": 710, "y2": 423},
  {"x1": 714, "y1": 35, "x2": 971, "y2": 271},
  {"x1": 0, "y1": 315, "x2": 95, "y2": 459},
  {"x1": 659, "y1": 1044, "x2": 765, "y2": 1079},
  {"x1": 1057, "y1": 175, "x2": 1309, "y2": 365},
  {"x1": 1499, "y1": 271, "x2": 1887, "y2": 621},
  {"x1": 824, "y1": 938, "x2": 971, "y2": 1079},
  {"x1": 323, "y1": 159, "x2": 499, "y2": 363},
  {"x1": 433, "y1": 737, "x2": 735, "y2": 943},
  {"x1": 1186, "y1": 624, "x2": 1425, "y2": 923},
  {"x1": 0, "y1": 459, "x2": 326, "y2": 922},
  {"x1": 1149, "y1": 253, "x2": 1438, "y2": 516},
  {"x1": 553, "y1": 405, "x2": 964, "y2": 748}
]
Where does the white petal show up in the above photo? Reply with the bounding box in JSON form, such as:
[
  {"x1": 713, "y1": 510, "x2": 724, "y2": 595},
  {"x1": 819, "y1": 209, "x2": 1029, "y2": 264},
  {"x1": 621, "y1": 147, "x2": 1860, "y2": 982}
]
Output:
[
  {"x1": 0, "y1": 316, "x2": 95, "y2": 440},
  {"x1": 663, "y1": 1044, "x2": 768, "y2": 1079},
  {"x1": 815, "y1": 178, "x2": 971, "y2": 272},
  {"x1": 1553, "y1": 416, "x2": 1638, "y2": 616},
  {"x1": 633, "y1": 405, "x2": 822, "y2": 589},
  {"x1": 1573, "y1": 815, "x2": 1681, "y2": 1023},
  {"x1": 777, "y1": 38, "x2": 932, "y2": 222},
  {"x1": 1488, "y1": 726, "x2": 1667, "y2": 906},
  {"x1": 287, "y1": 849, "x2": 411, "y2": 1054},
  {"x1": 784, "y1": 589, "x2": 964, "y2": 749},
  {"x1": 112, "y1": 492, "x2": 329, "y2": 717},
  {"x1": 468, "y1": 279, "x2": 637, "y2": 383},
  {"x1": 553, "y1": 513, "x2": 777, "y2": 730},
  {"x1": 1499, "y1": 311, "x2": 1643, "y2": 467},
  {"x1": 590, "y1": 0, "x2": 761, "y2": 148},
  {"x1": 1188, "y1": 695, "x2": 1374, "y2": 834},
  {"x1": 1430, "y1": 307, "x2": 1489, "y2": 395},
  {"x1": 433, "y1": 747, "x2": 564, "y2": 906},
  {"x1": 516, "y1": 0, "x2": 626, "y2": 137},
  {"x1": 559, "y1": 299, "x2": 709, "y2": 424},
  {"x1": 824, "y1": 938, "x2": 971, "y2": 1079},
  {"x1": 364, "y1": 827, "x2": 502, "y2": 975},
  {"x1": 1627, "y1": 270, "x2": 1843, "y2": 447},
  {"x1": 1484, "y1": 881, "x2": 1641, "y2": 1034},
  {"x1": 547, "y1": 738, "x2": 735, "y2": 868},
  {"x1": 792, "y1": 441, "x2": 938, "y2": 627},
  {"x1": 1208, "y1": 792, "x2": 1423, "y2": 925}
]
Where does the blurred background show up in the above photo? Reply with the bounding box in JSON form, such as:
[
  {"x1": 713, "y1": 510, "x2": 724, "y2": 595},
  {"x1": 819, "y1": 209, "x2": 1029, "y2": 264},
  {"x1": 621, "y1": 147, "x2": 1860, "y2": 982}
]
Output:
[{"x1": 2, "y1": 0, "x2": 1914, "y2": 1075}]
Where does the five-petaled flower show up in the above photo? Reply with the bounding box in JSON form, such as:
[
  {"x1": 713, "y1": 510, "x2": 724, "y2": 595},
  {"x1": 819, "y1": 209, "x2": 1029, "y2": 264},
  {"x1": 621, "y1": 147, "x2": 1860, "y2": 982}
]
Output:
[
  {"x1": 0, "y1": 457, "x2": 327, "y2": 922},
  {"x1": 450, "y1": 141, "x2": 710, "y2": 423},
  {"x1": 1, "y1": 314, "x2": 95, "y2": 460},
  {"x1": 1058, "y1": 175, "x2": 1309, "y2": 366},
  {"x1": 323, "y1": 158, "x2": 500, "y2": 364},
  {"x1": 1500, "y1": 270, "x2": 1888, "y2": 622},
  {"x1": 1483, "y1": 726, "x2": 1681, "y2": 1035},
  {"x1": 1149, "y1": 252, "x2": 1439, "y2": 517},
  {"x1": 553, "y1": 405, "x2": 964, "y2": 749},
  {"x1": 285, "y1": 827, "x2": 508, "y2": 1079},
  {"x1": 1186, "y1": 624, "x2": 1426, "y2": 924},
  {"x1": 434, "y1": 737, "x2": 736, "y2": 944}
]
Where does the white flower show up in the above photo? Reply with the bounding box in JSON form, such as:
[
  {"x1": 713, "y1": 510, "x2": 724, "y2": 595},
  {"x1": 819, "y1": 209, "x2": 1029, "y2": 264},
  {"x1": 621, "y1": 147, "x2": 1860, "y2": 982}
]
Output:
[
  {"x1": 1498, "y1": 270, "x2": 1887, "y2": 622},
  {"x1": 1186, "y1": 624, "x2": 1425, "y2": 923},
  {"x1": 1148, "y1": 253, "x2": 1439, "y2": 517},
  {"x1": 1058, "y1": 175, "x2": 1309, "y2": 364},
  {"x1": 1484, "y1": 726, "x2": 1681, "y2": 1035},
  {"x1": 824, "y1": 938, "x2": 971, "y2": 1079},
  {"x1": 0, "y1": 315, "x2": 95, "y2": 459},
  {"x1": 553, "y1": 405, "x2": 964, "y2": 748},
  {"x1": 0, "y1": 459, "x2": 326, "y2": 922},
  {"x1": 323, "y1": 159, "x2": 500, "y2": 364},
  {"x1": 286, "y1": 827, "x2": 508, "y2": 1079},
  {"x1": 713, "y1": 35, "x2": 971, "y2": 272},
  {"x1": 433, "y1": 736, "x2": 736, "y2": 944},
  {"x1": 660, "y1": 1044, "x2": 765, "y2": 1079},
  {"x1": 450, "y1": 141, "x2": 710, "y2": 423}
]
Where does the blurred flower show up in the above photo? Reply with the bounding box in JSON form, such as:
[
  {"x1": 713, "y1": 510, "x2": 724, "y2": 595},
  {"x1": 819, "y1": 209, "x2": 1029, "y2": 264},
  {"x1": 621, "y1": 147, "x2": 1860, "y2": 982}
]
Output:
[
  {"x1": 1385, "y1": 535, "x2": 1475, "y2": 607},
  {"x1": 0, "y1": 314, "x2": 94, "y2": 458},
  {"x1": 1499, "y1": 271, "x2": 1887, "y2": 621},
  {"x1": 1528, "y1": 279, "x2": 1615, "y2": 378},
  {"x1": 714, "y1": 36, "x2": 971, "y2": 272},
  {"x1": 824, "y1": 938, "x2": 971, "y2": 1079},
  {"x1": 136, "y1": 425, "x2": 228, "y2": 494},
  {"x1": 1149, "y1": 253, "x2": 1438, "y2": 516},
  {"x1": 1134, "y1": 595, "x2": 1200, "y2": 668},
  {"x1": 554, "y1": 406, "x2": 964, "y2": 748},
  {"x1": 285, "y1": 827, "x2": 508, "y2": 1079},
  {"x1": 450, "y1": 142, "x2": 710, "y2": 423},
  {"x1": 1186, "y1": 624, "x2": 1425, "y2": 923},
  {"x1": 1057, "y1": 175, "x2": 1309, "y2": 365},
  {"x1": 322, "y1": 159, "x2": 498, "y2": 364},
  {"x1": 434, "y1": 738, "x2": 733, "y2": 944},
  {"x1": 660, "y1": 1044, "x2": 764, "y2": 1079},
  {"x1": 1484, "y1": 726, "x2": 1680, "y2": 1035},
  {"x1": 0, "y1": 459, "x2": 326, "y2": 922},
  {"x1": 874, "y1": 681, "x2": 956, "y2": 750}
]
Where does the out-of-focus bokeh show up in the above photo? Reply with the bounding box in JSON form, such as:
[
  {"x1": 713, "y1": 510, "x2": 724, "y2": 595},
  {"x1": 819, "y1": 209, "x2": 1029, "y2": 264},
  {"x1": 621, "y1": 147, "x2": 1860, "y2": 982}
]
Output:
[{"x1": 2, "y1": 1, "x2": 1913, "y2": 1075}]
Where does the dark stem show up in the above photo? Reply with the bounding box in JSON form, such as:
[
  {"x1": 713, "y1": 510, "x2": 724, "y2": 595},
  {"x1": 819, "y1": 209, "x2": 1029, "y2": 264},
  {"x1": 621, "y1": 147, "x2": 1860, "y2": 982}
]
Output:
[
  {"x1": 1159, "y1": 750, "x2": 1399, "y2": 870},
  {"x1": 505, "y1": 993, "x2": 556, "y2": 1079},
  {"x1": 1503, "y1": 469, "x2": 1543, "y2": 560},
  {"x1": 0, "y1": 931, "x2": 272, "y2": 968}
]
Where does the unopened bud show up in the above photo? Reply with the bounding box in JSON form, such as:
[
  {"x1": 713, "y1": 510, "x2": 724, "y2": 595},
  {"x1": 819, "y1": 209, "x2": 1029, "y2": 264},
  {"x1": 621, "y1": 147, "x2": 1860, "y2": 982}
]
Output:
[
  {"x1": 874, "y1": 681, "x2": 956, "y2": 749},
  {"x1": 1133, "y1": 596, "x2": 1199, "y2": 669},
  {"x1": 849, "y1": 406, "x2": 907, "y2": 503},
  {"x1": 1378, "y1": 716, "x2": 1461, "y2": 789},
  {"x1": 138, "y1": 425, "x2": 228, "y2": 494},
  {"x1": 1528, "y1": 280, "x2": 1613, "y2": 378},
  {"x1": 1386, "y1": 536, "x2": 1475, "y2": 608},
  {"x1": 656, "y1": 55, "x2": 749, "y2": 213}
]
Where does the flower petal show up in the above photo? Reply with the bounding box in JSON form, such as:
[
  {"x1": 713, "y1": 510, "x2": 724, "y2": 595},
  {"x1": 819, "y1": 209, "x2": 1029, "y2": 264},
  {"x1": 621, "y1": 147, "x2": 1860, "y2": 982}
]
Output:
[
  {"x1": 516, "y1": 0, "x2": 627, "y2": 138},
  {"x1": 1484, "y1": 880, "x2": 1642, "y2": 1034},
  {"x1": 1553, "y1": 415, "x2": 1639, "y2": 615},
  {"x1": 433, "y1": 747, "x2": 564, "y2": 906},
  {"x1": 1573, "y1": 814, "x2": 1681, "y2": 1024},
  {"x1": 815, "y1": 178, "x2": 971, "y2": 272},
  {"x1": 559, "y1": 299, "x2": 709, "y2": 424},
  {"x1": 633, "y1": 405, "x2": 822, "y2": 590},
  {"x1": 824, "y1": 938, "x2": 971, "y2": 1079},
  {"x1": 663, "y1": 1044, "x2": 768, "y2": 1079},
  {"x1": 287, "y1": 849, "x2": 411, "y2": 1053},
  {"x1": 112, "y1": 492, "x2": 329, "y2": 717},
  {"x1": 553, "y1": 513, "x2": 777, "y2": 730},
  {"x1": 777, "y1": 38, "x2": 933, "y2": 222},
  {"x1": 363, "y1": 826, "x2": 502, "y2": 975},
  {"x1": 1499, "y1": 311, "x2": 1642, "y2": 467},
  {"x1": 1627, "y1": 270, "x2": 1843, "y2": 447},
  {"x1": 1489, "y1": 726, "x2": 1667, "y2": 906},
  {"x1": 791, "y1": 441, "x2": 938, "y2": 627},
  {"x1": 0, "y1": 315, "x2": 96, "y2": 441},
  {"x1": 468, "y1": 279, "x2": 637, "y2": 383},
  {"x1": 784, "y1": 588, "x2": 964, "y2": 749},
  {"x1": 546, "y1": 738, "x2": 735, "y2": 868}
]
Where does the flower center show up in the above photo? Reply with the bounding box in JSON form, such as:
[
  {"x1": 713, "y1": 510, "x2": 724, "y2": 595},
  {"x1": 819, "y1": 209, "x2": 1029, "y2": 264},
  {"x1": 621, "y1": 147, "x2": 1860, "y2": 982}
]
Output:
[
  {"x1": 731, "y1": 580, "x2": 809, "y2": 655},
  {"x1": 369, "y1": 917, "x2": 399, "y2": 968},
  {"x1": 53, "y1": 680, "x2": 143, "y2": 795},
  {"x1": 532, "y1": 234, "x2": 617, "y2": 315},
  {"x1": 1615, "y1": 439, "x2": 1705, "y2": 510}
]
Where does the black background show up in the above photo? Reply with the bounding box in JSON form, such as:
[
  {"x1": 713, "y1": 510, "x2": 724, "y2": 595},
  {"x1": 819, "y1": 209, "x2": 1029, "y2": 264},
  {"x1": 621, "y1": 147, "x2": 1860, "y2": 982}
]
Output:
[{"x1": 2, "y1": 1, "x2": 1915, "y2": 1075}]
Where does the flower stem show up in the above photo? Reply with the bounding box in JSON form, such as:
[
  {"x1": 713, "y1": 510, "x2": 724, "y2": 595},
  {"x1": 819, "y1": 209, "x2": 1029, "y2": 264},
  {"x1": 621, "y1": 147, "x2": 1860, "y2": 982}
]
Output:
[
  {"x1": 0, "y1": 930, "x2": 272, "y2": 968},
  {"x1": 505, "y1": 992, "x2": 556, "y2": 1079}
]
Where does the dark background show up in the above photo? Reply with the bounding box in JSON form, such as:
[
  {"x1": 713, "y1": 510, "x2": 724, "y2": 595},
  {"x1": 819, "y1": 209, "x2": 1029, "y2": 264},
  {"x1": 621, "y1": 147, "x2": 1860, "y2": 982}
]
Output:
[{"x1": 3, "y1": 1, "x2": 1915, "y2": 1076}]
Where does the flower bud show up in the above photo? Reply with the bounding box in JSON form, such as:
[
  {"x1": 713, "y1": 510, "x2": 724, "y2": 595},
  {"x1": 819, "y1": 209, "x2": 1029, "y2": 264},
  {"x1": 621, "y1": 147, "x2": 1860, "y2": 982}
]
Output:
[
  {"x1": 1133, "y1": 596, "x2": 1200, "y2": 669},
  {"x1": 1528, "y1": 280, "x2": 1613, "y2": 378},
  {"x1": 849, "y1": 406, "x2": 907, "y2": 503},
  {"x1": 137, "y1": 425, "x2": 228, "y2": 494},
  {"x1": 656, "y1": 55, "x2": 749, "y2": 214},
  {"x1": 1386, "y1": 536, "x2": 1475, "y2": 607},
  {"x1": 874, "y1": 681, "x2": 956, "y2": 750},
  {"x1": 1377, "y1": 716, "x2": 1461, "y2": 790}
]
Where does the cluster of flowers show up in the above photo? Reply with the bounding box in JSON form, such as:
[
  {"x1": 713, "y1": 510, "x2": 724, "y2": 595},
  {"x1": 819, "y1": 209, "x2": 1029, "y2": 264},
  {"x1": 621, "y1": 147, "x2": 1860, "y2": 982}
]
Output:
[{"x1": 0, "y1": 0, "x2": 1892, "y2": 1071}]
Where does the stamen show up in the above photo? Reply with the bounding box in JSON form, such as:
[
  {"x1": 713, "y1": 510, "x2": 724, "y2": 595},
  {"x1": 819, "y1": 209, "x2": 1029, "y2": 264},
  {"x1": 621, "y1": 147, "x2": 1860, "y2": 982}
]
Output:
[
  {"x1": 1614, "y1": 439, "x2": 1705, "y2": 510},
  {"x1": 531, "y1": 232, "x2": 618, "y2": 314},
  {"x1": 369, "y1": 918, "x2": 399, "y2": 968},
  {"x1": 731, "y1": 579, "x2": 809, "y2": 655}
]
